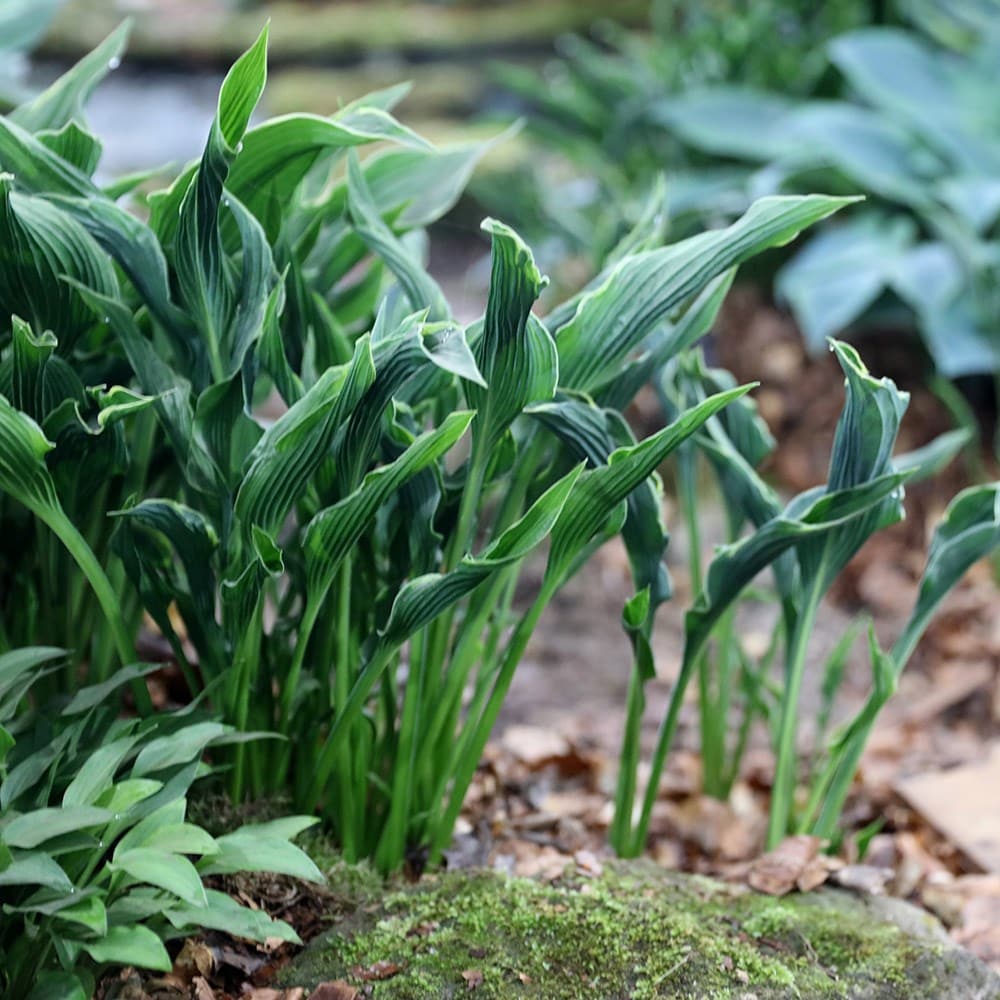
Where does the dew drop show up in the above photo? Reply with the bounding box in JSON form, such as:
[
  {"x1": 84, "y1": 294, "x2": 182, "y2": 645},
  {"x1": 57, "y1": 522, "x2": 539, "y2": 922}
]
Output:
[
  {"x1": 102, "y1": 315, "x2": 110, "y2": 324},
  {"x1": 108, "y1": 56, "x2": 121, "y2": 70},
  {"x1": 236, "y1": 141, "x2": 244, "y2": 154}
]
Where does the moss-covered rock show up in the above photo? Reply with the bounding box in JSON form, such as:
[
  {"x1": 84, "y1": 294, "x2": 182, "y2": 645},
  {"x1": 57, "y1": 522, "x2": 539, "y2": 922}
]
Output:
[{"x1": 279, "y1": 860, "x2": 999, "y2": 999}]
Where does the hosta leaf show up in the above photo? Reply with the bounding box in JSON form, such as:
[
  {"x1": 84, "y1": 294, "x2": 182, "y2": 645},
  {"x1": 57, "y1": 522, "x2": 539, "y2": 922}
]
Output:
[
  {"x1": 174, "y1": 26, "x2": 269, "y2": 386},
  {"x1": 220, "y1": 525, "x2": 283, "y2": 639},
  {"x1": 346, "y1": 151, "x2": 450, "y2": 320},
  {"x1": 0, "y1": 646, "x2": 65, "y2": 706},
  {"x1": 94, "y1": 778, "x2": 163, "y2": 815},
  {"x1": 0, "y1": 394, "x2": 60, "y2": 516},
  {"x1": 3, "y1": 316, "x2": 79, "y2": 423},
  {"x1": 304, "y1": 411, "x2": 473, "y2": 604},
  {"x1": 36, "y1": 121, "x2": 102, "y2": 177},
  {"x1": 776, "y1": 215, "x2": 916, "y2": 350},
  {"x1": 893, "y1": 428, "x2": 971, "y2": 483},
  {"x1": 594, "y1": 268, "x2": 736, "y2": 412},
  {"x1": 893, "y1": 484, "x2": 1000, "y2": 666},
  {"x1": 554, "y1": 195, "x2": 855, "y2": 393},
  {"x1": 61, "y1": 663, "x2": 159, "y2": 716},
  {"x1": 2, "y1": 806, "x2": 112, "y2": 848},
  {"x1": 382, "y1": 464, "x2": 583, "y2": 646},
  {"x1": 10, "y1": 22, "x2": 130, "y2": 134},
  {"x1": 466, "y1": 220, "x2": 555, "y2": 452},
  {"x1": 528, "y1": 396, "x2": 671, "y2": 609},
  {"x1": 78, "y1": 924, "x2": 171, "y2": 972},
  {"x1": 796, "y1": 341, "x2": 909, "y2": 596},
  {"x1": 164, "y1": 887, "x2": 300, "y2": 943},
  {"x1": 235, "y1": 336, "x2": 375, "y2": 535},
  {"x1": 25, "y1": 972, "x2": 88, "y2": 1000},
  {"x1": 62, "y1": 736, "x2": 139, "y2": 807},
  {"x1": 0, "y1": 851, "x2": 73, "y2": 891},
  {"x1": 0, "y1": 178, "x2": 118, "y2": 350},
  {"x1": 131, "y1": 722, "x2": 232, "y2": 777},
  {"x1": 113, "y1": 499, "x2": 221, "y2": 659},
  {"x1": 545, "y1": 385, "x2": 752, "y2": 586},
  {"x1": 683, "y1": 472, "x2": 909, "y2": 672},
  {"x1": 199, "y1": 834, "x2": 323, "y2": 883},
  {"x1": 109, "y1": 847, "x2": 207, "y2": 906}
]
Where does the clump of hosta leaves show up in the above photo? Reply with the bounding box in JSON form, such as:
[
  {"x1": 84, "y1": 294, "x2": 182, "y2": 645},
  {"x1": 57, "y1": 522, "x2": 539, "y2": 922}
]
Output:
[
  {"x1": 0, "y1": 650, "x2": 322, "y2": 1000},
  {"x1": 0, "y1": 21, "x2": 855, "y2": 876}
]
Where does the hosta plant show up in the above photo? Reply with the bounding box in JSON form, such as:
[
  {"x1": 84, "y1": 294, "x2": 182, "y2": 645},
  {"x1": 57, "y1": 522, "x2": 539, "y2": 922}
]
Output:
[
  {"x1": 0, "y1": 649, "x2": 322, "y2": 1000},
  {"x1": 611, "y1": 338, "x2": 1000, "y2": 855},
  {"x1": 0, "y1": 22, "x2": 862, "y2": 873}
]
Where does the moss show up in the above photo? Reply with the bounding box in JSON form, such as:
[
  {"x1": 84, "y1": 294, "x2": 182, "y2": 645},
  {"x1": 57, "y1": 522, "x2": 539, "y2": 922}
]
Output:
[{"x1": 279, "y1": 860, "x2": 997, "y2": 999}]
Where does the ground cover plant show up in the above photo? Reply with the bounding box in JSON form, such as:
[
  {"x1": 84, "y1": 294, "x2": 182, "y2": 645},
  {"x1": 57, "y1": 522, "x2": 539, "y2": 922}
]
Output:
[{"x1": 2, "y1": 15, "x2": 1000, "y2": 994}]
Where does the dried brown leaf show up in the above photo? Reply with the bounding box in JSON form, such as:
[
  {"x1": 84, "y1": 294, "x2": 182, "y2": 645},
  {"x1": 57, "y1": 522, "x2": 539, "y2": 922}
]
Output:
[{"x1": 747, "y1": 836, "x2": 821, "y2": 896}]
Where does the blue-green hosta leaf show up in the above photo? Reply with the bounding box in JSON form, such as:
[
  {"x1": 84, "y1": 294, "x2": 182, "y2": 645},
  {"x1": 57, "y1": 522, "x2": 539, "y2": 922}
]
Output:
[
  {"x1": 829, "y1": 28, "x2": 1000, "y2": 174},
  {"x1": 545, "y1": 385, "x2": 753, "y2": 586},
  {"x1": 346, "y1": 150, "x2": 450, "y2": 320},
  {"x1": 77, "y1": 924, "x2": 171, "y2": 972},
  {"x1": 2, "y1": 806, "x2": 113, "y2": 848},
  {"x1": 777, "y1": 215, "x2": 918, "y2": 350},
  {"x1": 654, "y1": 87, "x2": 797, "y2": 161},
  {"x1": 893, "y1": 428, "x2": 971, "y2": 483},
  {"x1": 0, "y1": 178, "x2": 118, "y2": 350},
  {"x1": 304, "y1": 411, "x2": 473, "y2": 603},
  {"x1": 0, "y1": 851, "x2": 73, "y2": 891},
  {"x1": 527, "y1": 397, "x2": 671, "y2": 609},
  {"x1": 164, "y1": 887, "x2": 301, "y2": 943},
  {"x1": 555, "y1": 195, "x2": 855, "y2": 393},
  {"x1": 109, "y1": 847, "x2": 207, "y2": 906},
  {"x1": 234, "y1": 336, "x2": 375, "y2": 536},
  {"x1": 11, "y1": 22, "x2": 130, "y2": 133}
]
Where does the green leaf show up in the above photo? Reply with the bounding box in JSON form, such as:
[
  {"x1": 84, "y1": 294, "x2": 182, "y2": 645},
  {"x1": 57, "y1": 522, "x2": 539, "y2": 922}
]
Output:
[
  {"x1": 163, "y1": 887, "x2": 300, "y2": 944},
  {"x1": 893, "y1": 484, "x2": 1000, "y2": 667},
  {"x1": 61, "y1": 663, "x2": 159, "y2": 716},
  {"x1": 110, "y1": 847, "x2": 207, "y2": 906},
  {"x1": 554, "y1": 195, "x2": 856, "y2": 392},
  {"x1": 11, "y1": 22, "x2": 131, "y2": 133},
  {"x1": 545, "y1": 385, "x2": 753, "y2": 586},
  {"x1": 466, "y1": 219, "x2": 554, "y2": 452},
  {"x1": 234, "y1": 336, "x2": 376, "y2": 536},
  {"x1": 0, "y1": 179, "x2": 119, "y2": 351},
  {"x1": 199, "y1": 834, "x2": 323, "y2": 883},
  {"x1": 78, "y1": 924, "x2": 171, "y2": 972},
  {"x1": 25, "y1": 972, "x2": 88, "y2": 1000},
  {"x1": 0, "y1": 645, "x2": 66, "y2": 706},
  {"x1": 303, "y1": 412, "x2": 473, "y2": 608},
  {"x1": 131, "y1": 722, "x2": 232, "y2": 777},
  {"x1": 2, "y1": 806, "x2": 112, "y2": 848},
  {"x1": 381, "y1": 464, "x2": 583, "y2": 645},
  {"x1": 0, "y1": 851, "x2": 73, "y2": 891},
  {"x1": 63, "y1": 736, "x2": 139, "y2": 807},
  {"x1": 346, "y1": 150, "x2": 450, "y2": 320}
]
